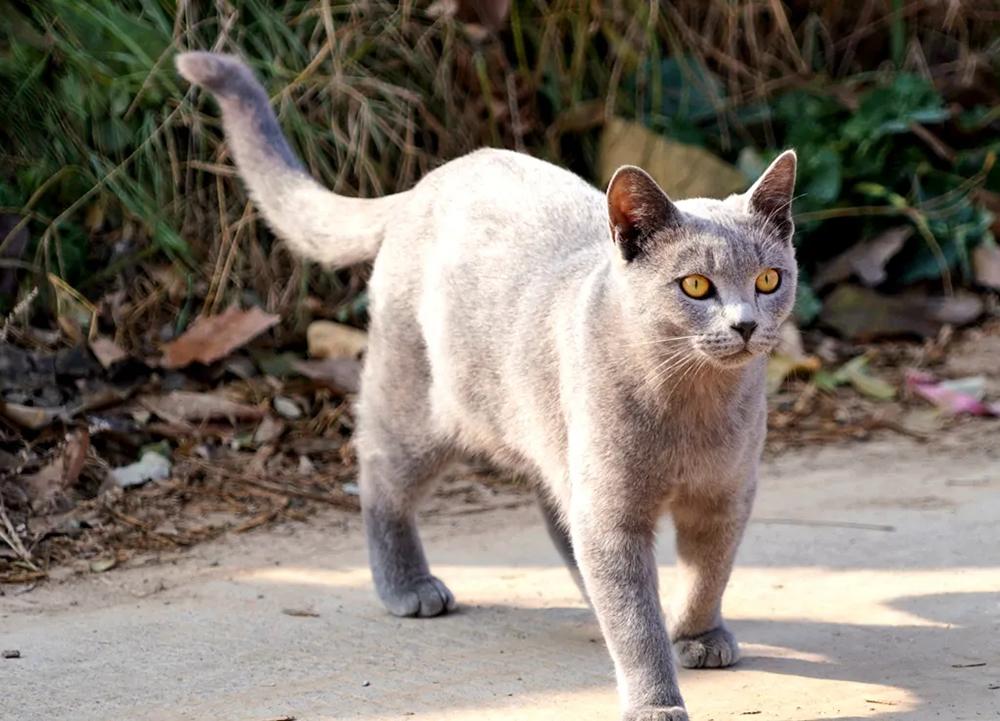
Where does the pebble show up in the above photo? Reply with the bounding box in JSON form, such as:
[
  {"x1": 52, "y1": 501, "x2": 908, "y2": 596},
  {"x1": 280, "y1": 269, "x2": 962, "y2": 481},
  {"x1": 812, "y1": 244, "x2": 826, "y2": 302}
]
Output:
[
  {"x1": 2, "y1": 650, "x2": 21, "y2": 659},
  {"x1": 273, "y1": 396, "x2": 302, "y2": 420}
]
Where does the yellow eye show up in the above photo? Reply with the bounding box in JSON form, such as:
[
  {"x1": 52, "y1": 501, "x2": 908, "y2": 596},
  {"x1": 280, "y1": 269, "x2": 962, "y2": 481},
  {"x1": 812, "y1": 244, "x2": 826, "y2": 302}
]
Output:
[
  {"x1": 755, "y1": 268, "x2": 781, "y2": 294},
  {"x1": 680, "y1": 274, "x2": 713, "y2": 299}
]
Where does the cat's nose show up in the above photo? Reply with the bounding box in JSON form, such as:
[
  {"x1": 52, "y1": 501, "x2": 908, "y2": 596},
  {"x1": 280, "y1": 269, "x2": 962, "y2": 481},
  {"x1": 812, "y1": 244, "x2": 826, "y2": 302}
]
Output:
[{"x1": 730, "y1": 320, "x2": 758, "y2": 342}]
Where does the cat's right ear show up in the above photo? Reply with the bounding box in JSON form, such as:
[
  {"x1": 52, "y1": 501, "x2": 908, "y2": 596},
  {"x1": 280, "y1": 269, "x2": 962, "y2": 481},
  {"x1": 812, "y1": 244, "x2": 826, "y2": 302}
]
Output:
[{"x1": 607, "y1": 166, "x2": 682, "y2": 262}]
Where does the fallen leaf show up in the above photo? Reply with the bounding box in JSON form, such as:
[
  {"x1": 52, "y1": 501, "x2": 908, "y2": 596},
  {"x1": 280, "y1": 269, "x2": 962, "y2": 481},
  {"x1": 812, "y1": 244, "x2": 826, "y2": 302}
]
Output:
[
  {"x1": 821, "y1": 285, "x2": 984, "y2": 340},
  {"x1": 89, "y1": 557, "x2": 117, "y2": 573},
  {"x1": 62, "y1": 429, "x2": 89, "y2": 487},
  {"x1": 834, "y1": 356, "x2": 896, "y2": 400},
  {"x1": 109, "y1": 451, "x2": 172, "y2": 488},
  {"x1": 161, "y1": 306, "x2": 279, "y2": 368},
  {"x1": 23, "y1": 461, "x2": 66, "y2": 513},
  {"x1": 599, "y1": 118, "x2": 747, "y2": 199},
  {"x1": 89, "y1": 336, "x2": 128, "y2": 369},
  {"x1": 253, "y1": 416, "x2": 286, "y2": 445},
  {"x1": 139, "y1": 391, "x2": 265, "y2": 424},
  {"x1": 767, "y1": 354, "x2": 821, "y2": 394},
  {"x1": 814, "y1": 227, "x2": 911, "y2": 289},
  {"x1": 292, "y1": 358, "x2": 362, "y2": 394},
  {"x1": 905, "y1": 370, "x2": 1000, "y2": 417},
  {"x1": 307, "y1": 321, "x2": 367, "y2": 360},
  {"x1": 973, "y1": 243, "x2": 1000, "y2": 290},
  {"x1": 0, "y1": 402, "x2": 60, "y2": 430},
  {"x1": 766, "y1": 323, "x2": 821, "y2": 393}
]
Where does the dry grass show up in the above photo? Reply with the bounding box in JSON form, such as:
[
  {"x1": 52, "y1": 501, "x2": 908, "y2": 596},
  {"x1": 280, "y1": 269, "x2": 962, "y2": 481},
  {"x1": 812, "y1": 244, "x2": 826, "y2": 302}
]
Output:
[{"x1": 1, "y1": 1, "x2": 998, "y2": 338}]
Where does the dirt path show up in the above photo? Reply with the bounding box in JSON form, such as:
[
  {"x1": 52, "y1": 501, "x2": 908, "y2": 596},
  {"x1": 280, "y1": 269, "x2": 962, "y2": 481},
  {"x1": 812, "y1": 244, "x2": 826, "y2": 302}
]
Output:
[{"x1": 2, "y1": 436, "x2": 999, "y2": 721}]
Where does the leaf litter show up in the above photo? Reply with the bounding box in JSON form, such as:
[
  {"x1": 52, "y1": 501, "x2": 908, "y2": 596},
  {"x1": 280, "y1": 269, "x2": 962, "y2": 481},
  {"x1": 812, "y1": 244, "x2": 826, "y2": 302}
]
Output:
[{"x1": 3, "y1": 298, "x2": 1000, "y2": 586}]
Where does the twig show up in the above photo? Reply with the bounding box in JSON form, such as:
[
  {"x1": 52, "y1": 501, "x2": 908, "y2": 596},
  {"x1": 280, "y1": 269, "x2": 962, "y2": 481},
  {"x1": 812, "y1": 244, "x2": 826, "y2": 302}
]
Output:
[
  {"x1": 753, "y1": 518, "x2": 896, "y2": 532},
  {"x1": 233, "y1": 477, "x2": 360, "y2": 511}
]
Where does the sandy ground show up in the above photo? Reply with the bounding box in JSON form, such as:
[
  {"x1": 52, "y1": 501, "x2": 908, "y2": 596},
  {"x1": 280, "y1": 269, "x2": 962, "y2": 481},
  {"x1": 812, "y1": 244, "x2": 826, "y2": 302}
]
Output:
[{"x1": 2, "y1": 435, "x2": 999, "y2": 721}]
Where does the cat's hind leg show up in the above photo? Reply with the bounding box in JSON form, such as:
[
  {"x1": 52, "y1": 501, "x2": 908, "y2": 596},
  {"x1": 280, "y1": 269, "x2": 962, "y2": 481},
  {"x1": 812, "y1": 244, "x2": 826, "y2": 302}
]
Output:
[
  {"x1": 358, "y1": 417, "x2": 455, "y2": 618},
  {"x1": 356, "y1": 308, "x2": 457, "y2": 618}
]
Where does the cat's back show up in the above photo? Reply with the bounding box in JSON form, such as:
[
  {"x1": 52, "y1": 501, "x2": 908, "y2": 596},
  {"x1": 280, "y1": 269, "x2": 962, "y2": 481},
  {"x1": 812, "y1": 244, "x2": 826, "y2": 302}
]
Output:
[{"x1": 421, "y1": 148, "x2": 607, "y2": 259}]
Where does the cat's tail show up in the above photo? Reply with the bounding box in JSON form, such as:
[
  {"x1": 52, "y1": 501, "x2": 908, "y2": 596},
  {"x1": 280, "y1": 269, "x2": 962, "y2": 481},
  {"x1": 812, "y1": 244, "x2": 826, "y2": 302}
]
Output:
[{"x1": 175, "y1": 51, "x2": 399, "y2": 266}]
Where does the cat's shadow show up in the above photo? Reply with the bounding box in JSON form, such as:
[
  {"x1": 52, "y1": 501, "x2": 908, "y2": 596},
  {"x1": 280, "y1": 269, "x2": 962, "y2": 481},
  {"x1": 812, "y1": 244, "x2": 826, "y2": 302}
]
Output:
[{"x1": 412, "y1": 591, "x2": 997, "y2": 721}]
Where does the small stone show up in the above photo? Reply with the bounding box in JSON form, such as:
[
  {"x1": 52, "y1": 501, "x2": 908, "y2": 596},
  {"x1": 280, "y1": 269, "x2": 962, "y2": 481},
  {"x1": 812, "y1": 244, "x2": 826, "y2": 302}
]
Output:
[
  {"x1": 273, "y1": 396, "x2": 302, "y2": 420},
  {"x1": 362, "y1": 681, "x2": 370, "y2": 687},
  {"x1": 342, "y1": 482, "x2": 360, "y2": 496},
  {"x1": 2, "y1": 650, "x2": 20, "y2": 659}
]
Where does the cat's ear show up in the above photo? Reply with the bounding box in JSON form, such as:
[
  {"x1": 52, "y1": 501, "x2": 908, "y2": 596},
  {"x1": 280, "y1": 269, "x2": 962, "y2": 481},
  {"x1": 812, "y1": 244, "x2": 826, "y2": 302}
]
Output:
[
  {"x1": 607, "y1": 166, "x2": 683, "y2": 262},
  {"x1": 746, "y1": 149, "x2": 797, "y2": 239}
]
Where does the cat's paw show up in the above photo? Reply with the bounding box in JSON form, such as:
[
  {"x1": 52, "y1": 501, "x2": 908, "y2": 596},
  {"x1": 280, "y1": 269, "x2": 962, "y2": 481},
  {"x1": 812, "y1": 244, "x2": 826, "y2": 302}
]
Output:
[
  {"x1": 380, "y1": 575, "x2": 456, "y2": 618},
  {"x1": 623, "y1": 705, "x2": 689, "y2": 721},
  {"x1": 673, "y1": 626, "x2": 740, "y2": 669}
]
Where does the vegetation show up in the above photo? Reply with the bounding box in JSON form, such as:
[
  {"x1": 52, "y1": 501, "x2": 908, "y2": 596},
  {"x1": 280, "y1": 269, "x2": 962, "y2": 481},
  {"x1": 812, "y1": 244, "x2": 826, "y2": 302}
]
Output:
[{"x1": 2, "y1": 0, "x2": 1000, "y2": 335}]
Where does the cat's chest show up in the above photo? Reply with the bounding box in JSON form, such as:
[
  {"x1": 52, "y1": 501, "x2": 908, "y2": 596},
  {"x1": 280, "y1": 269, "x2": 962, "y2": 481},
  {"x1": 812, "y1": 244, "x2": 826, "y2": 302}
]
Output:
[{"x1": 640, "y1": 394, "x2": 764, "y2": 489}]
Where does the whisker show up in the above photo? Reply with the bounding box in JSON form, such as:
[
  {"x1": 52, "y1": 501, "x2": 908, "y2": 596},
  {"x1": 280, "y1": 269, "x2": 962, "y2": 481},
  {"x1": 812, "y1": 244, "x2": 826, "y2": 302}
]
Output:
[
  {"x1": 649, "y1": 352, "x2": 698, "y2": 393},
  {"x1": 626, "y1": 335, "x2": 700, "y2": 347}
]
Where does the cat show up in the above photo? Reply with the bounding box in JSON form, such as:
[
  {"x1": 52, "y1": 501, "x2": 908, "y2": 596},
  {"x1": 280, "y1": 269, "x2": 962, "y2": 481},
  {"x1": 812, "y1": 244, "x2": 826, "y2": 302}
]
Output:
[{"x1": 176, "y1": 51, "x2": 797, "y2": 721}]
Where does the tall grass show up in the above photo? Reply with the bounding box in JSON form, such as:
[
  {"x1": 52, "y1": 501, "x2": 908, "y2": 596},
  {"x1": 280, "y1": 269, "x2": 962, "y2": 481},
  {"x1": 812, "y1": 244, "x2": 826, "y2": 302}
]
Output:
[{"x1": 1, "y1": 1, "x2": 999, "y2": 337}]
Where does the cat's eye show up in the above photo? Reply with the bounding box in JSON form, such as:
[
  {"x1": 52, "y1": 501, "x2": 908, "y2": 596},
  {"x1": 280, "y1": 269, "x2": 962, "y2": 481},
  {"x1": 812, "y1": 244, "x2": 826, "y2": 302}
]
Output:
[
  {"x1": 680, "y1": 274, "x2": 713, "y2": 299},
  {"x1": 755, "y1": 268, "x2": 781, "y2": 294}
]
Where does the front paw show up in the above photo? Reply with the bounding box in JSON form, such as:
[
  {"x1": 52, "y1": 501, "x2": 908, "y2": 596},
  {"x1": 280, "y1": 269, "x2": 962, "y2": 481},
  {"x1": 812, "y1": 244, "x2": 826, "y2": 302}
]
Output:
[
  {"x1": 673, "y1": 625, "x2": 740, "y2": 669},
  {"x1": 624, "y1": 706, "x2": 689, "y2": 721}
]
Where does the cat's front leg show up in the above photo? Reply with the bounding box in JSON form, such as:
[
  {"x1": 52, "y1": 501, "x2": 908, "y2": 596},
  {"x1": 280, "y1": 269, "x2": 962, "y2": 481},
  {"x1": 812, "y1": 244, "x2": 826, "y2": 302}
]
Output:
[
  {"x1": 667, "y1": 485, "x2": 754, "y2": 669},
  {"x1": 569, "y1": 493, "x2": 688, "y2": 721}
]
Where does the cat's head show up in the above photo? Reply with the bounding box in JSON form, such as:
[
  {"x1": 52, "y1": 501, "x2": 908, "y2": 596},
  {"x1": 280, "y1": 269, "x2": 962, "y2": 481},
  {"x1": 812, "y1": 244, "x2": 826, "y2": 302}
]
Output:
[{"x1": 607, "y1": 151, "x2": 798, "y2": 369}]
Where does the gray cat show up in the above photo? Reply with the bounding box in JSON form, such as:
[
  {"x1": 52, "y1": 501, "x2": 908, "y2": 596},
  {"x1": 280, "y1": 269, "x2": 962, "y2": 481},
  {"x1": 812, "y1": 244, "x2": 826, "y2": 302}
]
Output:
[{"x1": 176, "y1": 52, "x2": 797, "y2": 721}]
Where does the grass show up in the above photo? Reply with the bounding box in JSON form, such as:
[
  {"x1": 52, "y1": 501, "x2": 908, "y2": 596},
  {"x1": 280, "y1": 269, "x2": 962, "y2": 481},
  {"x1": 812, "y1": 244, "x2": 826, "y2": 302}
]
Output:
[{"x1": 1, "y1": 0, "x2": 999, "y2": 336}]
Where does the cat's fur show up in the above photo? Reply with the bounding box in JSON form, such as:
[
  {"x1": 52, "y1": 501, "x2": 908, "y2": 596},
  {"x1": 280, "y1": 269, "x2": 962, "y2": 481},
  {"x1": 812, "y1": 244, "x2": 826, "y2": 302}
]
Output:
[{"x1": 176, "y1": 51, "x2": 798, "y2": 721}]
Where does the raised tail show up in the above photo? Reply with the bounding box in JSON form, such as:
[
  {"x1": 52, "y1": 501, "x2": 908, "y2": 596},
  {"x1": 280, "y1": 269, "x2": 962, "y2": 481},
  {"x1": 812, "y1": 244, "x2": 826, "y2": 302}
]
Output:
[{"x1": 176, "y1": 51, "x2": 398, "y2": 266}]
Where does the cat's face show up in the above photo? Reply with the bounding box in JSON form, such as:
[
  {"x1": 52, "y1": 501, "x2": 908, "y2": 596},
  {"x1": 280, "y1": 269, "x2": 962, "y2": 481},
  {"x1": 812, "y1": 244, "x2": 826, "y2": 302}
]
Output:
[{"x1": 607, "y1": 152, "x2": 797, "y2": 369}]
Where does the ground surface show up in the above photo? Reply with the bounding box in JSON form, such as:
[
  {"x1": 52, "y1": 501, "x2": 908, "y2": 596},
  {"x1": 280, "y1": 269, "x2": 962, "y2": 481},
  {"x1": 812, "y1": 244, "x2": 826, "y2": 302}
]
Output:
[{"x1": 2, "y1": 434, "x2": 999, "y2": 721}]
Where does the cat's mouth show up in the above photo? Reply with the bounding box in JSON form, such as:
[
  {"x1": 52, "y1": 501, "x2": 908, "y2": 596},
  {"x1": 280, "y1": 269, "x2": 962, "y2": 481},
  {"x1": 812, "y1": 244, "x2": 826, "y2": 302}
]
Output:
[{"x1": 703, "y1": 346, "x2": 763, "y2": 368}]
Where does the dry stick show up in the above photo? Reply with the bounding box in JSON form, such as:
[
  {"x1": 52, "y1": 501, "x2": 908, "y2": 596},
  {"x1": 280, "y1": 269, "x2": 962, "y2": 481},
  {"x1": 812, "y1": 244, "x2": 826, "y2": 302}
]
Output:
[
  {"x1": 753, "y1": 518, "x2": 896, "y2": 532},
  {"x1": 234, "y1": 477, "x2": 360, "y2": 511},
  {"x1": 185, "y1": 459, "x2": 359, "y2": 511}
]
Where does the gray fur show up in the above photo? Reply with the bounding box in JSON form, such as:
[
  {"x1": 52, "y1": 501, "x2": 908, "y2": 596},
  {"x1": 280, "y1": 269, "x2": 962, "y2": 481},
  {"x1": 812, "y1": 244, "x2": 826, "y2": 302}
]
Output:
[{"x1": 177, "y1": 52, "x2": 798, "y2": 721}]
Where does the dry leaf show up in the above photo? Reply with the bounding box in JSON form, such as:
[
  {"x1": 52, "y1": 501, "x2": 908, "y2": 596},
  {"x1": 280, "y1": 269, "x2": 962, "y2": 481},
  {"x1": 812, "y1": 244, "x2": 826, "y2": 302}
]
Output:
[
  {"x1": 306, "y1": 321, "x2": 368, "y2": 360},
  {"x1": 161, "y1": 306, "x2": 279, "y2": 368},
  {"x1": 599, "y1": 118, "x2": 746, "y2": 199},
  {"x1": 0, "y1": 402, "x2": 59, "y2": 429},
  {"x1": 89, "y1": 336, "x2": 127, "y2": 369},
  {"x1": 139, "y1": 391, "x2": 266, "y2": 424},
  {"x1": 89, "y1": 557, "x2": 117, "y2": 573},
  {"x1": 814, "y1": 227, "x2": 911, "y2": 289},
  {"x1": 293, "y1": 358, "x2": 362, "y2": 394},
  {"x1": 766, "y1": 322, "x2": 821, "y2": 393},
  {"x1": 253, "y1": 416, "x2": 286, "y2": 445},
  {"x1": 63, "y1": 429, "x2": 89, "y2": 487},
  {"x1": 973, "y1": 244, "x2": 1000, "y2": 290},
  {"x1": 821, "y1": 285, "x2": 984, "y2": 340}
]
